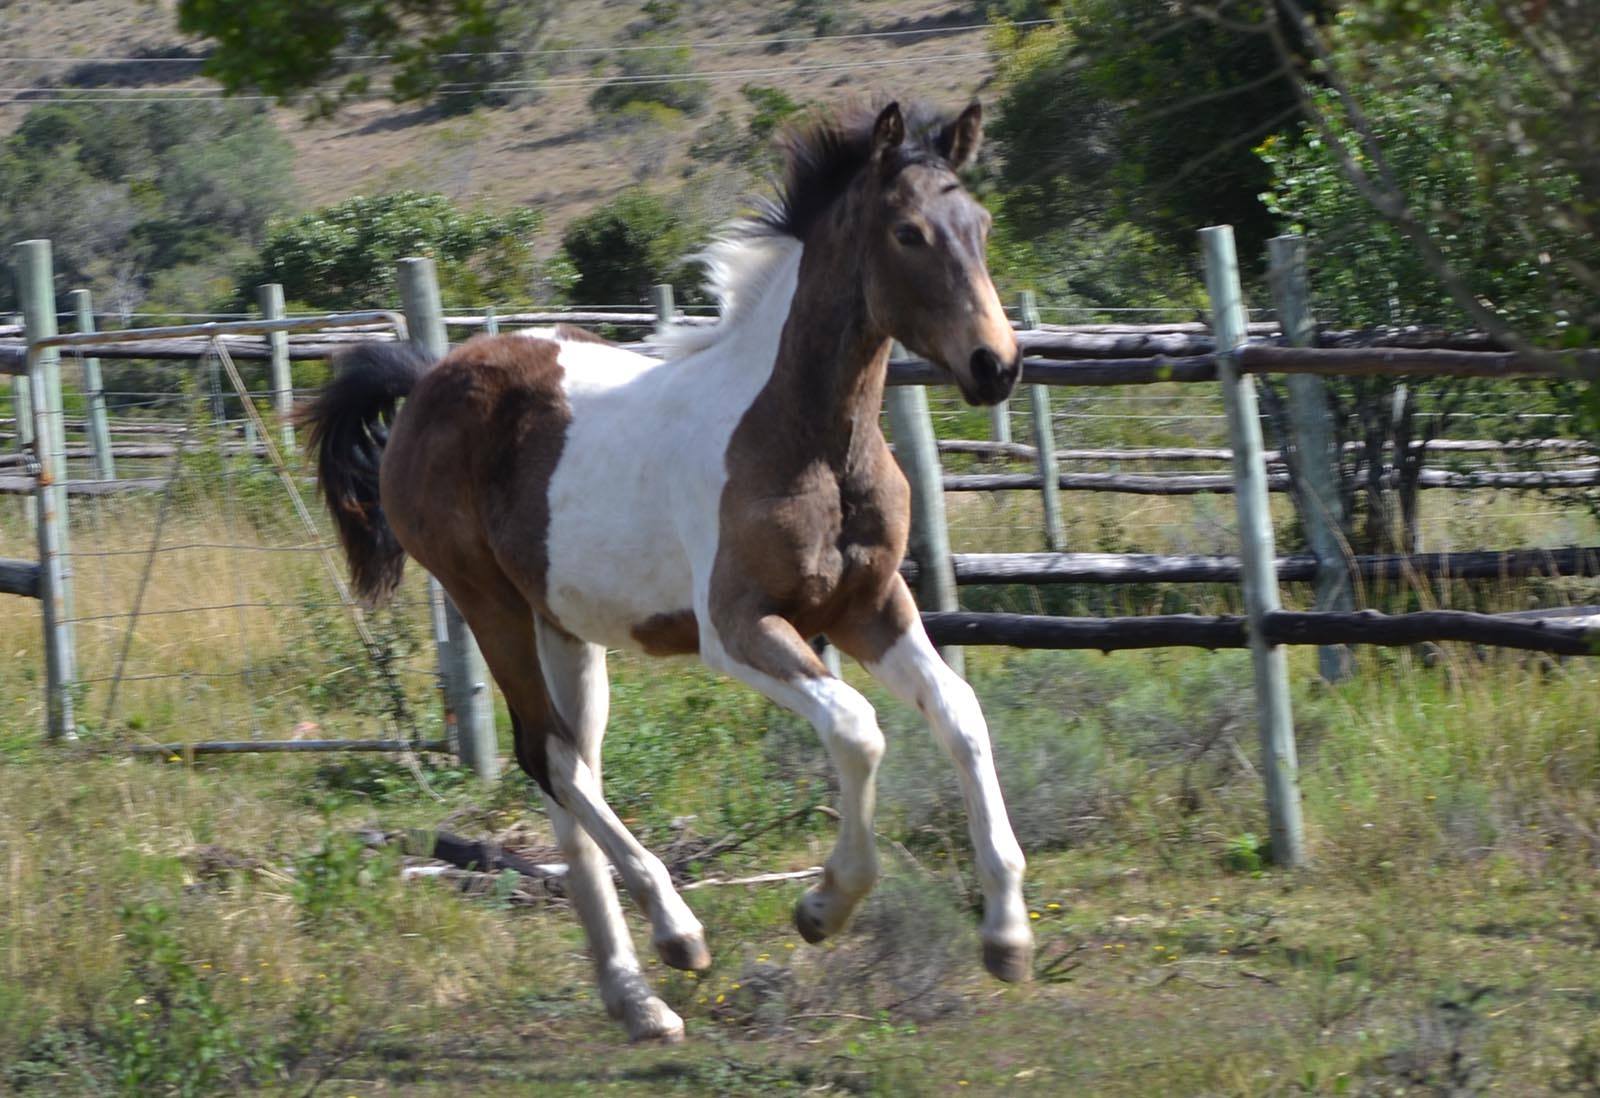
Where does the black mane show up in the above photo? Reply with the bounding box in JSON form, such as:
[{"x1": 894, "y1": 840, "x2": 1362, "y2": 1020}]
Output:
[{"x1": 754, "y1": 100, "x2": 963, "y2": 241}]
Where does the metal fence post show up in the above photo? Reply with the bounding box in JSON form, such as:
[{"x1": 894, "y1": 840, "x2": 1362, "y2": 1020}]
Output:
[
  {"x1": 1201, "y1": 225, "x2": 1304, "y2": 869},
  {"x1": 1268, "y1": 236, "x2": 1352, "y2": 683},
  {"x1": 1020, "y1": 291, "x2": 1064, "y2": 552},
  {"x1": 651, "y1": 283, "x2": 675, "y2": 326},
  {"x1": 257, "y1": 284, "x2": 296, "y2": 455},
  {"x1": 885, "y1": 343, "x2": 964, "y2": 677},
  {"x1": 17, "y1": 241, "x2": 74, "y2": 653},
  {"x1": 397, "y1": 257, "x2": 500, "y2": 782},
  {"x1": 5, "y1": 312, "x2": 32, "y2": 455},
  {"x1": 69, "y1": 289, "x2": 116, "y2": 481},
  {"x1": 15, "y1": 241, "x2": 75, "y2": 738}
]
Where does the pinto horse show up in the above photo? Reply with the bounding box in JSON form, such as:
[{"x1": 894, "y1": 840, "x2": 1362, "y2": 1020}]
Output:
[{"x1": 304, "y1": 99, "x2": 1030, "y2": 1042}]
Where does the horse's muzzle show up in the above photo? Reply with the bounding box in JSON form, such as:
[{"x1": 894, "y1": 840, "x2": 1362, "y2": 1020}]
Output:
[{"x1": 963, "y1": 346, "x2": 1021, "y2": 406}]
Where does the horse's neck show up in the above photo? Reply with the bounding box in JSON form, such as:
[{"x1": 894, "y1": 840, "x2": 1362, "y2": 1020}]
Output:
[{"x1": 760, "y1": 233, "x2": 890, "y2": 465}]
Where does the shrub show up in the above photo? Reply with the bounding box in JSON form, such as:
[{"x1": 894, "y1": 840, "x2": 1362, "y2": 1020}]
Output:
[
  {"x1": 559, "y1": 189, "x2": 708, "y2": 306},
  {"x1": 236, "y1": 191, "x2": 543, "y2": 309},
  {"x1": 104, "y1": 903, "x2": 265, "y2": 1095},
  {"x1": 589, "y1": 46, "x2": 710, "y2": 116}
]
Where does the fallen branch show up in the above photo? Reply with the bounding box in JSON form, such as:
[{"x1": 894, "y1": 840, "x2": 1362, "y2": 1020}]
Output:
[{"x1": 682, "y1": 867, "x2": 823, "y2": 891}]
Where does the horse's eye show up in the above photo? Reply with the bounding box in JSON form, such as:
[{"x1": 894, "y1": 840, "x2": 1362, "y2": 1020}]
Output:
[{"x1": 893, "y1": 223, "x2": 927, "y2": 248}]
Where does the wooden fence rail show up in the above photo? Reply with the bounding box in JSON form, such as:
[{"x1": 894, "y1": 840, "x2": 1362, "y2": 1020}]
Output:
[
  {"x1": 901, "y1": 547, "x2": 1600, "y2": 587},
  {"x1": 940, "y1": 467, "x2": 1600, "y2": 494},
  {"x1": 922, "y1": 607, "x2": 1600, "y2": 655}
]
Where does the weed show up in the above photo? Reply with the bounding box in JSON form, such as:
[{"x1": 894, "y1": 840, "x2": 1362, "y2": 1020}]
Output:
[
  {"x1": 793, "y1": 861, "x2": 976, "y2": 1025},
  {"x1": 290, "y1": 832, "x2": 395, "y2": 928},
  {"x1": 103, "y1": 902, "x2": 266, "y2": 1096}
]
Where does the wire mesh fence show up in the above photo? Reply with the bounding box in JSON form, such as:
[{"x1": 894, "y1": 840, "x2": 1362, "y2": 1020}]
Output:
[{"x1": 1, "y1": 338, "x2": 443, "y2": 752}]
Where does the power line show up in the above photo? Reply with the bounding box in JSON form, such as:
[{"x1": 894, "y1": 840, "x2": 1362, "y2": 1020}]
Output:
[{"x1": 0, "y1": 19, "x2": 1054, "y2": 65}]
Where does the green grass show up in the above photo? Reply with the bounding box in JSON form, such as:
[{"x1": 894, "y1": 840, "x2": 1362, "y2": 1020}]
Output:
[
  {"x1": 3, "y1": 384, "x2": 1598, "y2": 1093},
  {"x1": 4, "y1": 642, "x2": 1600, "y2": 1095}
]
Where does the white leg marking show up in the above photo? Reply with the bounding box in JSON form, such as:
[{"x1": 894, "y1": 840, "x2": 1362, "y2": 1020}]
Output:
[
  {"x1": 540, "y1": 792, "x2": 683, "y2": 1042},
  {"x1": 536, "y1": 618, "x2": 708, "y2": 975},
  {"x1": 702, "y1": 633, "x2": 885, "y2": 941},
  {"x1": 866, "y1": 628, "x2": 1032, "y2": 980}
]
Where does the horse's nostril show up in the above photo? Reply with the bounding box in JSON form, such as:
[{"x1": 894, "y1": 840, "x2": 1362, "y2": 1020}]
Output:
[{"x1": 970, "y1": 347, "x2": 1001, "y2": 382}]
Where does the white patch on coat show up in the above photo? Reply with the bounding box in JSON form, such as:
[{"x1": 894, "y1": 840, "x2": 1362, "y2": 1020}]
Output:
[{"x1": 541, "y1": 235, "x2": 805, "y2": 650}]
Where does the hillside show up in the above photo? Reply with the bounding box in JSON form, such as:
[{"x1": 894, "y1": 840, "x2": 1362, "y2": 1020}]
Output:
[{"x1": 0, "y1": 0, "x2": 1003, "y2": 240}]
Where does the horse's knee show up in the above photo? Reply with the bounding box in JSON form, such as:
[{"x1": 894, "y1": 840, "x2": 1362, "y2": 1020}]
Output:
[{"x1": 821, "y1": 691, "x2": 884, "y2": 770}]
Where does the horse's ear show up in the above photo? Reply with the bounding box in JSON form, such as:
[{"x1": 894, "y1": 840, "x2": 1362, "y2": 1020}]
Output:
[
  {"x1": 939, "y1": 100, "x2": 983, "y2": 169},
  {"x1": 871, "y1": 101, "x2": 905, "y2": 159}
]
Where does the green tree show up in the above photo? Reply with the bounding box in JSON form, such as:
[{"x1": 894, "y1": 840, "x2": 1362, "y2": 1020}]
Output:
[
  {"x1": 559, "y1": 190, "x2": 708, "y2": 306},
  {"x1": 237, "y1": 191, "x2": 543, "y2": 310},
  {"x1": 1255, "y1": 5, "x2": 1598, "y2": 551},
  {"x1": 989, "y1": 3, "x2": 1330, "y2": 268},
  {"x1": 176, "y1": 0, "x2": 552, "y2": 116},
  {"x1": 1262, "y1": 1, "x2": 1597, "y2": 346}
]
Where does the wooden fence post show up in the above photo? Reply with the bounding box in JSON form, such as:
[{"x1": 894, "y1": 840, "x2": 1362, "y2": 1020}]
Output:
[
  {"x1": 257, "y1": 284, "x2": 296, "y2": 455},
  {"x1": 1201, "y1": 225, "x2": 1304, "y2": 869},
  {"x1": 16, "y1": 240, "x2": 75, "y2": 738},
  {"x1": 69, "y1": 290, "x2": 116, "y2": 481},
  {"x1": 651, "y1": 283, "x2": 675, "y2": 326},
  {"x1": 1269, "y1": 235, "x2": 1352, "y2": 682},
  {"x1": 885, "y1": 343, "x2": 964, "y2": 676},
  {"x1": 398, "y1": 258, "x2": 500, "y2": 782},
  {"x1": 1020, "y1": 291, "x2": 1064, "y2": 551}
]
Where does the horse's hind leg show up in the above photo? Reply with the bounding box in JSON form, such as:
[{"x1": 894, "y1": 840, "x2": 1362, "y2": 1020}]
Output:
[
  {"x1": 537, "y1": 743, "x2": 686, "y2": 1042},
  {"x1": 446, "y1": 584, "x2": 686, "y2": 1042},
  {"x1": 534, "y1": 615, "x2": 711, "y2": 976}
]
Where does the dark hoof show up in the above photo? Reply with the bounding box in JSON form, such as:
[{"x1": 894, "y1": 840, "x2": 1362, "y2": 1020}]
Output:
[
  {"x1": 983, "y1": 939, "x2": 1033, "y2": 983},
  {"x1": 794, "y1": 899, "x2": 829, "y2": 944},
  {"x1": 655, "y1": 932, "x2": 711, "y2": 972}
]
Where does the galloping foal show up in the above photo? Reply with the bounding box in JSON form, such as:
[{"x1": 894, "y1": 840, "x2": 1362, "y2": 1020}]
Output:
[{"x1": 304, "y1": 99, "x2": 1031, "y2": 1042}]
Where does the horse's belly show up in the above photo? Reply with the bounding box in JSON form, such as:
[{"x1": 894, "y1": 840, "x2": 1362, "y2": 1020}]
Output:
[
  {"x1": 541, "y1": 461, "x2": 700, "y2": 652},
  {"x1": 544, "y1": 539, "x2": 695, "y2": 652}
]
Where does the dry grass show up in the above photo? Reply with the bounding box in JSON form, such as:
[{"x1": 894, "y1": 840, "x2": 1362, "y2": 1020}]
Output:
[{"x1": 0, "y1": 453, "x2": 438, "y2": 747}]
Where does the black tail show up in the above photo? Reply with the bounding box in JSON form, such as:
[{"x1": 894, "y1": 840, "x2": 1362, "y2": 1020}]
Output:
[{"x1": 299, "y1": 341, "x2": 433, "y2": 605}]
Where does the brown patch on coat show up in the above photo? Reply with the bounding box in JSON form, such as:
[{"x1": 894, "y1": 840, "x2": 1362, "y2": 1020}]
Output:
[
  {"x1": 705, "y1": 243, "x2": 912, "y2": 679},
  {"x1": 383, "y1": 333, "x2": 571, "y2": 612},
  {"x1": 631, "y1": 609, "x2": 700, "y2": 656},
  {"x1": 376, "y1": 333, "x2": 576, "y2": 790},
  {"x1": 552, "y1": 323, "x2": 614, "y2": 345},
  {"x1": 826, "y1": 574, "x2": 921, "y2": 666},
  {"x1": 704, "y1": 102, "x2": 1014, "y2": 678}
]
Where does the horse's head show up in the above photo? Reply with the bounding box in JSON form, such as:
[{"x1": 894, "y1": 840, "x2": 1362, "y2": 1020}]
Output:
[{"x1": 857, "y1": 101, "x2": 1020, "y2": 407}]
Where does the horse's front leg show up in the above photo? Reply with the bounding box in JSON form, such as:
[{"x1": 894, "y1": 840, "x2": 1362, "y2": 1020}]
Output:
[
  {"x1": 833, "y1": 578, "x2": 1033, "y2": 982},
  {"x1": 701, "y1": 608, "x2": 885, "y2": 943}
]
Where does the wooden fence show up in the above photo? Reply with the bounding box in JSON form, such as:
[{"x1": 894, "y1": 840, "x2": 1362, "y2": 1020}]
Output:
[{"x1": 6, "y1": 229, "x2": 1600, "y2": 868}]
